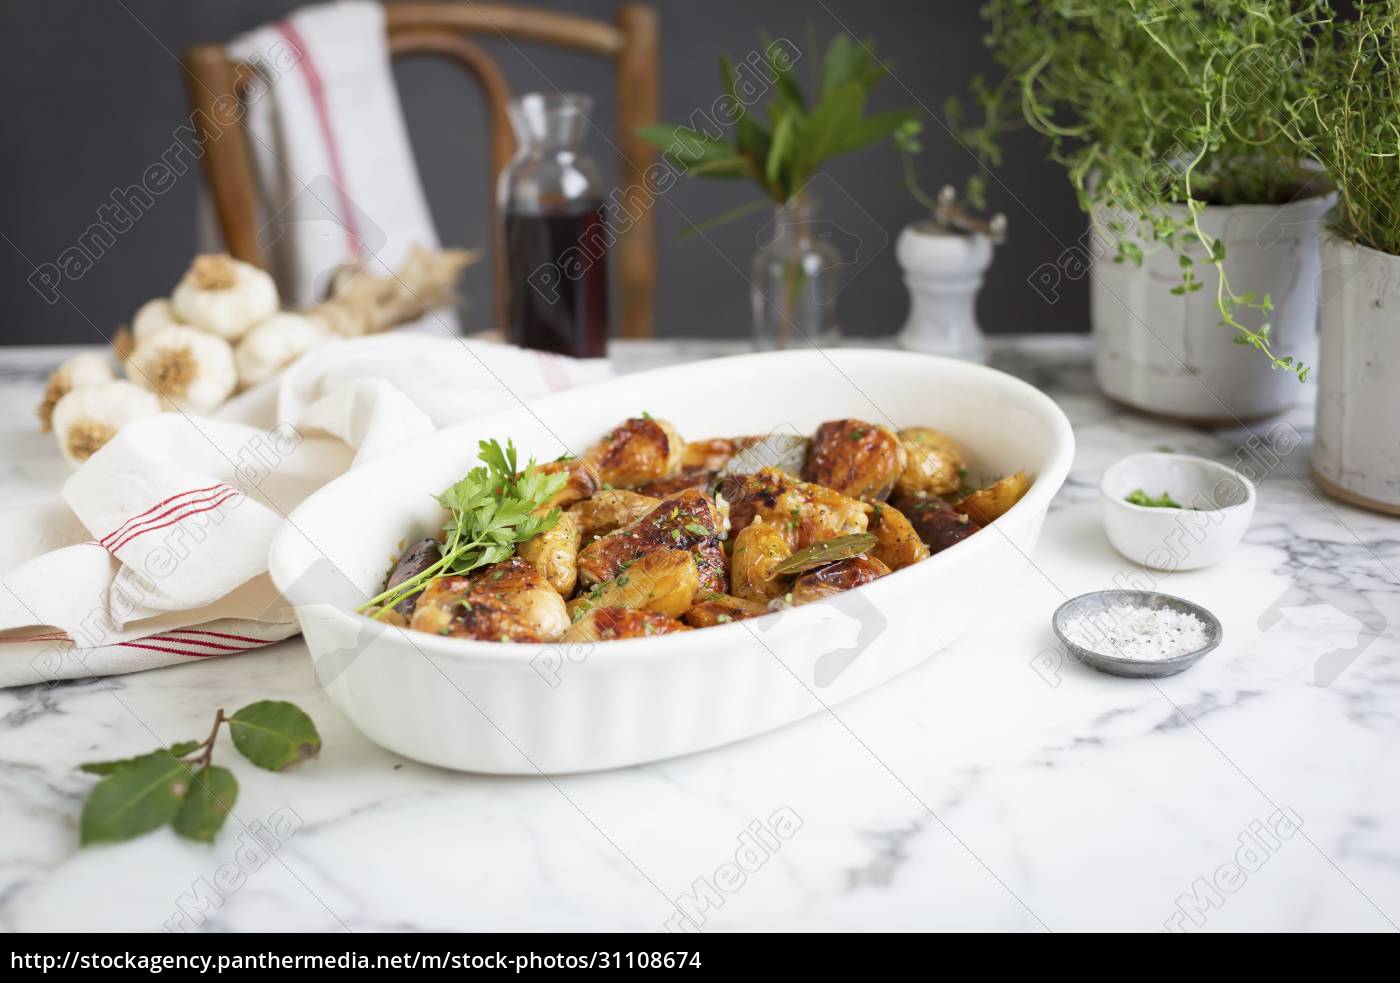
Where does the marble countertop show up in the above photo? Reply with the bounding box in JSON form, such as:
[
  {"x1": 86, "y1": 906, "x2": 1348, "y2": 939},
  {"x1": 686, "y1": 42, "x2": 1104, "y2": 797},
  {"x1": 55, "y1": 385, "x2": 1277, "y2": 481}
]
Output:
[{"x1": 1, "y1": 336, "x2": 1397, "y2": 933}]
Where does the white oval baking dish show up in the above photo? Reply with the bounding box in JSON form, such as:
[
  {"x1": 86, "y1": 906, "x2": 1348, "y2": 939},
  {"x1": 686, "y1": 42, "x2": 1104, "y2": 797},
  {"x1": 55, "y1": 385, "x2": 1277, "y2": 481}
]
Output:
[{"x1": 268, "y1": 349, "x2": 1074, "y2": 774}]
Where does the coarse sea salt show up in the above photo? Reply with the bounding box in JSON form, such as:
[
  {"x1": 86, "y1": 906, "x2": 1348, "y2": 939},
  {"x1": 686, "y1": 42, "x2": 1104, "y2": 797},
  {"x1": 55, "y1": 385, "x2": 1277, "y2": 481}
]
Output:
[{"x1": 1061, "y1": 603, "x2": 1208, "y2": 661}]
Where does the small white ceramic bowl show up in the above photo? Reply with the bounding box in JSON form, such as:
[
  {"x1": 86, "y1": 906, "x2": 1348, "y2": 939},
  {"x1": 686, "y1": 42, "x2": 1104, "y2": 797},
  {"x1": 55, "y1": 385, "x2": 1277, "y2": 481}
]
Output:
[{"x1": 1099, "y1": 453, "x2": 1255, "y2": 571}]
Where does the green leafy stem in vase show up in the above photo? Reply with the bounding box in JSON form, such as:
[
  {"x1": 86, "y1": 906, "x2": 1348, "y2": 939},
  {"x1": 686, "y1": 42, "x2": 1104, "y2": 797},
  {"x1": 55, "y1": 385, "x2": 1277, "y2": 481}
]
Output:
[
  {"x1": 78, "y1": 701, "x2": 321, "y2": 846},
  {"x1": 637, "y1": 32, "x2": 916, "y2": 349}
]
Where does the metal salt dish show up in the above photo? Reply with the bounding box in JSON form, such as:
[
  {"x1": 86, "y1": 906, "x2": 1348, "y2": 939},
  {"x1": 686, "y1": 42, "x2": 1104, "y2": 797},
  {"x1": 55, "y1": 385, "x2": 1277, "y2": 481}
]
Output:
[{"x1": 1051, "y1": 589, "x2": 1223, "y2": 679}]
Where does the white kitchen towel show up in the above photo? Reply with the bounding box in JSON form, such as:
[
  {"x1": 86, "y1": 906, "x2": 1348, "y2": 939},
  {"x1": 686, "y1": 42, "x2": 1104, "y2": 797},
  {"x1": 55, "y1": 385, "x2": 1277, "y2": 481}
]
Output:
[
  {"x1": 208, "y1": 1, "x2": 447, "y2": 312},
  {"x1": 0, "y1": 335, "x2": 610, "y2": 687}
]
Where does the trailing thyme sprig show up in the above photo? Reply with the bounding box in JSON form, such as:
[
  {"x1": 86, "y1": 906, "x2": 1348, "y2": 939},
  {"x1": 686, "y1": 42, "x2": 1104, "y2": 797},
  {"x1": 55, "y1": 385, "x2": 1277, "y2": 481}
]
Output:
[{"x1": 955, "y1": 0, "x2": 1329, "y2": 380}]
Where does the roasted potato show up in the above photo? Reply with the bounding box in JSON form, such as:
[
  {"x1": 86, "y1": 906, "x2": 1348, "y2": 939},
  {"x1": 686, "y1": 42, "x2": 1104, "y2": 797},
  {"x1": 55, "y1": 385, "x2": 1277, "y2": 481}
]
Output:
[
  {"x1": 802, "y1": 419, "x2": 907, "y2": 502},
  {"x1": 868, "y1": 503, "x2": 930, "y2": 571},
  {"x1": 583, "y1": 416, "x2": 684, "y2": 489},
  {"x1": 719, "y1": 467, "x2": 869, "y2": 550},
  {"x1": 409, "y1": 558, "x2": 568, "y2": 642},
  {"x1": 894, "y1": 427, "x2": 966, "y2": 499},
  {"x1": 517, "y1": 510, "x2": 581, "y2": 596},
  {"x1": 570, "y1": 489, "x2": 661, "y2": 541},
  {"x1": 383, "y1": 537, "x2": 441, "y2": 618},
  {"x1": 956, "y1": 471, "x2": 1031, "y2": 526},
  {"x1": 561, "y1": 606, "x2": 692, "y2": 643},
  {"x1": 897, "y1": 496, "x2": 976, "y2": 555},
  {"x1": 533, "y1": 457, "x2": 600, "y2": 511},
  {"x1": 567, "y1": 548, "x2": 700, "y2": 622},
  {"x1": 683, "y1": 593, "x2": 770, "y2": 627},
  {"x1": 789, "y1": 555, "x2": 891, "y2": 606},
  {"x1": 729, "y1": 519, "x2": 793, "y2": 604},
  {"x1": 576, "y1": 488, "x2": 726, "y2": 593}
]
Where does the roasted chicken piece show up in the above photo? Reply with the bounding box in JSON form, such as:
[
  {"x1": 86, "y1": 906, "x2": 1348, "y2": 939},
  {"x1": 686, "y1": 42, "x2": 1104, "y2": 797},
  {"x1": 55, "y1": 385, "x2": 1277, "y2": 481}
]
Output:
[
  {"x1": 868, "y1": 503, "x2": 930, "y2": 571},
  {"x1": 802, "y1": 420, "x2": 907, "y2": 502},
  {"x1": 683, "y1": 593, "x2": 770, "y2": 628},
  {"x1": 561, "y1": 606, "x2": 692, "y2": 643},
  {"x1": 567, "y1": 548, "x2": 700, "y2": 622},
  {"x1": 896, "y1": 496, "x2": 976, "y2": 555},
  {"x1": 719, "y1": 467, "x2": 869, "y2": 550},
  {"x1": 517, "y1": 510, "x2": 581, "y2": 596},
  {"x1": 681, "y1": 436, "x2": 762, "y2": 472},
  {"x1": 894, "y1": 427, "x2": 966, "y2": 500},
  {"x1": 729, "y1": 519, "x2": 793, "y2": 604},
  {"x1": 576, "y1": 488, "x2": 726, "y2": 593},
  {"x1": 570, "y1": 489, "x2": 662, "y2": 541},
  {"x1": 789, "y1": 555, "x2": 890, "y2": 606},
  {"x1": 637, "y1": 468, "x2": 714, "y2": 498},
  {"x1": 956, "y1": 471, "x2": 1031, "y2": 526},
  {"x1": 533, "y1": 457, "x2": 600, "y2": 511},
  {"x1": 583, "y1": 416, "x2": 684, "y2": 489},
  {"x1": 409, "y1": 558, "x2": 568, "y2": 642}
]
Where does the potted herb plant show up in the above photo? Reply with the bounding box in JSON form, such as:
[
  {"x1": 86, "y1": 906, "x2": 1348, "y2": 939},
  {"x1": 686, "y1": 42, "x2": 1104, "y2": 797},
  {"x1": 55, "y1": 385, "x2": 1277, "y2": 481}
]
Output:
[
  {"x1": 1292, "y1": 1, "x2": 1400, "y2": 514},
  {"x1": 638, "y1": 34, "x2": 914, "y2": 349},
  {"x1": 965, "y1": 0, "x2": 1333, "y2": 421}
]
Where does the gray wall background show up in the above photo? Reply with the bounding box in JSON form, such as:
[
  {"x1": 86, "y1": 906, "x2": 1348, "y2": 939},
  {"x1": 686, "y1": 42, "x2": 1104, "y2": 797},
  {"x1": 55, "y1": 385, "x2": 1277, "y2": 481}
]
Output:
[{"x1": 0, "y1": 0, "x2": 1087, "y2": 347}]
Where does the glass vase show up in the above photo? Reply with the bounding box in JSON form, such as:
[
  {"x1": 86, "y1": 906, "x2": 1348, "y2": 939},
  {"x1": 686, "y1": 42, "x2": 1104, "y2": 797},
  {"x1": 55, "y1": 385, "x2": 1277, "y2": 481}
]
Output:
[{"x1": 750, "y1": 197, "x2": 842, "y2": 350}]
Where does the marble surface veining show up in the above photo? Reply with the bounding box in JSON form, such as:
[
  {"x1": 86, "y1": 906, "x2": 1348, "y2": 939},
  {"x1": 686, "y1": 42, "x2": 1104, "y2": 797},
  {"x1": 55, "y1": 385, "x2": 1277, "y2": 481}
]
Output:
[{"x1": 0, "y1": 337, "x2": 1397, "y2": 933}]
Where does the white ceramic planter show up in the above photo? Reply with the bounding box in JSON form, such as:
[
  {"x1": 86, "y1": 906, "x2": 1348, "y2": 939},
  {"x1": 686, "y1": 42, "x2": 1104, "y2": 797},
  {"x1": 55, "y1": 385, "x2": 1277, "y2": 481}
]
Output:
[
  {"x1": 1314, "y1": 235, "x2": 1400, "y2": 515},
  {"x1": 896, "y1": 222, "x2": 992, "y2": 363},
  {"x1": 1091, "y1": 191, "x2": 1332, "y2": 423}
]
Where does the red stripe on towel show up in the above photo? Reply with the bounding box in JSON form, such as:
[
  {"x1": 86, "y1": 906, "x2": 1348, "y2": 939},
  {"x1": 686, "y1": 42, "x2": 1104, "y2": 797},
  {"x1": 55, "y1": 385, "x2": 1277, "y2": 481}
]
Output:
[
  {"x1": 101, "y1": 485, "x2": 234, "y2": 550},
  {"x1": 150, "y1": 635, "x2": 255, "y2": 652},
  {"x1": 108, "y1": 491, "x2": 242, "y2": 553},
  {"x1": 276, "y1": 19, "x2": 362, "y2": 257},
  {"x1": 168, "y1": 628, "x2": 270, "y2": 644},
  {"x1": 534, "y1": 351, "x2": 570, "y2": 393},
  {"x1": 118, "y1": 640, "x2": 260, "y2": 659},
  {"x1": 100, "y1": 483, "x2": 228, "y2": 546}
]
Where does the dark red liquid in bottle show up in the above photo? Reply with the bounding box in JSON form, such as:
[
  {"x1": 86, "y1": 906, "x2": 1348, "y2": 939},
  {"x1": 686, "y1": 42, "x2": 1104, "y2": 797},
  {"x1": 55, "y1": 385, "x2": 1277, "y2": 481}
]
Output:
[{"x1": 504, "y1": 204, "x2": 609, "y2": 358}]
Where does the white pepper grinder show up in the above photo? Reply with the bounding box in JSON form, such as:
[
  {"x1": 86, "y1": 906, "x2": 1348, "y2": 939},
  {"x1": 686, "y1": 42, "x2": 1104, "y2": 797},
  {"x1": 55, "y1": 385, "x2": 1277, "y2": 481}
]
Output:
[{"x1": 896, "y1": 186, "x2": 1006, "y2": 364}]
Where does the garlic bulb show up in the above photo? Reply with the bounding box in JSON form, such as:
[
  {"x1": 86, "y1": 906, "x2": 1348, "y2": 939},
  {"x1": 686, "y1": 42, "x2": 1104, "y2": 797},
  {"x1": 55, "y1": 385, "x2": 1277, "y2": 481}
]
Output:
[
  {"x1": 127, "y1": 325, "x2": 237, "y2": 414},
  {"x1": 131, "y1": 297, "x2": 181, "y2": 344},
  {"x1": 51, "y1": 380, "x2": 159, "y2": 469},
  {"x1": 234, "y1": 312, "x2": 329, "y2": 387},
  {"x1": 37, "y1": 351, "x2": 116, "y2": 432},
  {"x1": 170, "y1": 254, "x2": 278, "y2": 341}
]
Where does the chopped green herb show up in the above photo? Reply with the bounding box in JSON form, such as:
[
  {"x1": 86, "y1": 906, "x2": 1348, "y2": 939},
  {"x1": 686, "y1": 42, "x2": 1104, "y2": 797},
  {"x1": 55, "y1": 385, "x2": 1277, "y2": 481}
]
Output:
[
  {"x1": 849, "y1": 428, "x2": 866, "y2": 440},
  {"x1": 683, "y1": 522, "x2": 709, "y2": 537},
  {"x1": 1125, "y1": 489, "x2": 1187, "y2": 509}
]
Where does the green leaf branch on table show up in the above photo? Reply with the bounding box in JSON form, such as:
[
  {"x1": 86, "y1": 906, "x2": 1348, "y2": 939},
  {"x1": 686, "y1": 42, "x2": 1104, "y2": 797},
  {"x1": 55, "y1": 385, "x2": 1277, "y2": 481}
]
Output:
[
  {"x1": 78, "y1": 701, "x2": 321, "y2": 846},
  {"x1": 636, "y1": 31, "x2": 917, "y2": 226}
]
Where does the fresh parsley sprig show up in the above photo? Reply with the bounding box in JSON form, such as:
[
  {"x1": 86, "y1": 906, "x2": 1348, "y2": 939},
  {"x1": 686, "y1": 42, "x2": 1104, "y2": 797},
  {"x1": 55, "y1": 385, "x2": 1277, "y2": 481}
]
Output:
[{"x1": 359, "y1": 439, "x2": 567, "y2": 618}]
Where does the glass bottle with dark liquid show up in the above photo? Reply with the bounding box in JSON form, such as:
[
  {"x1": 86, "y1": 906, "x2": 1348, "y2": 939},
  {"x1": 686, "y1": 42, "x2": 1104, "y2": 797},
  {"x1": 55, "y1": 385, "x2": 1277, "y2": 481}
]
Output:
[{"x1": 500, "y1": 94, "x2": 610, "y2": 358}]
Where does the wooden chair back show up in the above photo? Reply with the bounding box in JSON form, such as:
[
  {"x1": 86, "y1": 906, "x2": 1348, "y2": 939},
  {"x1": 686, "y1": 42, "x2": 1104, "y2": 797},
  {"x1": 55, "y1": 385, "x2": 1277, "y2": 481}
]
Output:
[{"x1": 183, "y1": 2, "x2": 660, "y2": 338}]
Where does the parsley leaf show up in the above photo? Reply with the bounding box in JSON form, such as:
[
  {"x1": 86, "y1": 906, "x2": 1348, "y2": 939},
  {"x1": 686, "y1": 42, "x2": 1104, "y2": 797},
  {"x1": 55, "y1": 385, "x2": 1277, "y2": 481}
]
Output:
[{"x1": 359, "y1": 439, "x2": 567, "y2": 616}]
